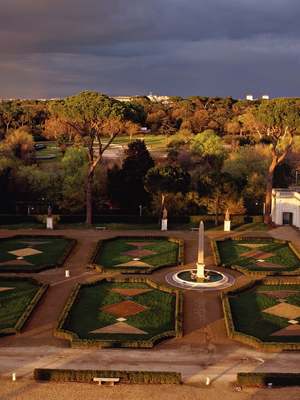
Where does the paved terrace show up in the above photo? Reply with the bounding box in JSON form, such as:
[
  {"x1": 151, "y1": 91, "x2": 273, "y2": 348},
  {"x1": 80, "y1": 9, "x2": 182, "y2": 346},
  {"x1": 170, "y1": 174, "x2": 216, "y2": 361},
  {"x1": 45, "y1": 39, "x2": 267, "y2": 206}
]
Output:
[{"x1": 0, "y1": 226, "x2": 298, "y2": 384}]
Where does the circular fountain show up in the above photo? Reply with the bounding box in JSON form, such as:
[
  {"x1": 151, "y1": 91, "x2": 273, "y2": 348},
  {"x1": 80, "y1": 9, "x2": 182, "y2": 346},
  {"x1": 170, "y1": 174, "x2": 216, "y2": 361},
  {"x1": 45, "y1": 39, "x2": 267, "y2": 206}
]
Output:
[{"x1": 166, "y1": 221, "x2": 234, "y2": 290}]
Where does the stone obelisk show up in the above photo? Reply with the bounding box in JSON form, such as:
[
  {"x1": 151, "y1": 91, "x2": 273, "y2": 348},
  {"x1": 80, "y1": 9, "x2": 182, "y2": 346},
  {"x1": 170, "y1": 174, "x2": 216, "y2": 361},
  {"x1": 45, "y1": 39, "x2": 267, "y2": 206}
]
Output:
[{"x1": 196, "y1": 221, "x2": 206, "y2": 280}]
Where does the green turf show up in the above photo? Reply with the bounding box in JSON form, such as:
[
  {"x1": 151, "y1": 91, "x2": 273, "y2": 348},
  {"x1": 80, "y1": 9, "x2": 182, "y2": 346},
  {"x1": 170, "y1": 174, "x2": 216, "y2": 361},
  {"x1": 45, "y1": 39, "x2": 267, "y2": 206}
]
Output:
[
  {"x1": 63, "y1": 281, "x2": 176, "y2": 341},
  {"x1": 95, "y1": 237, "x2": 179, "y2": 272},
  {"x1": 217, "y1": 238, "x2": 300, "y2": 273},
  {"x1": 0, "y1": 278, "x2": 41, "y2": 331},
  {"x1": 0, "y1": 236, "x2": 74, "y2": 272},
  {"x1": 229, "y1": 284, "x2": 300, "y2": 342}
]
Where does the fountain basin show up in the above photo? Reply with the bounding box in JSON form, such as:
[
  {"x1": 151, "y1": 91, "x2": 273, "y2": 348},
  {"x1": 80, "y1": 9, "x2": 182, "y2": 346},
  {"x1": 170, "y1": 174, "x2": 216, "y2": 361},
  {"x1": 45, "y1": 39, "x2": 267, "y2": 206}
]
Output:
[{"x1": 173, "y1": 269, "x2": 228, "y2": 288}]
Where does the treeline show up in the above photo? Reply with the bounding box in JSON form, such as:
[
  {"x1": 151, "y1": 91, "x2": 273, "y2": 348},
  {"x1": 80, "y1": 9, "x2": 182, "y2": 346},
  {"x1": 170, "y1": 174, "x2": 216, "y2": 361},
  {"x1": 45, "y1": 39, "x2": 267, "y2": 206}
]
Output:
[{"x1": 0, "y1": 92, "x2": 299, "y2": 224}]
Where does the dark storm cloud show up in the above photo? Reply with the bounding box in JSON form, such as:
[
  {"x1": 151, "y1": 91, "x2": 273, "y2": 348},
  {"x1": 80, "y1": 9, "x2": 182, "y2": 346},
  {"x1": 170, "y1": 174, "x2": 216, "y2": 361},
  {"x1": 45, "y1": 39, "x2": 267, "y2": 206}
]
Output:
[{"x1": 1, "y1": 0, "x2": 300, "y2": 98}]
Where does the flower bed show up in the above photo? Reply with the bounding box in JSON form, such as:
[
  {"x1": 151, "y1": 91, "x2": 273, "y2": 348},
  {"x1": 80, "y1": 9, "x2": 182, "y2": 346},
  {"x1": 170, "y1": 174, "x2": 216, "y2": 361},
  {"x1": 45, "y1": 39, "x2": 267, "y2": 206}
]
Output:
[
  {"x1": 55, "y1": 277, "x2": 183, "y2": 348},
  {"x1": 90, "y1": 236, "x2": 183, "y2": 274},
  {"x1": 222, "y1": 278, "x2": 300, "y2": 351},
  {"x1": 212, "y1": 236, "x2": 300, "y2": 276},
  {"x1": 0, "y1": 235, "x2": 76, "y2": 272}
]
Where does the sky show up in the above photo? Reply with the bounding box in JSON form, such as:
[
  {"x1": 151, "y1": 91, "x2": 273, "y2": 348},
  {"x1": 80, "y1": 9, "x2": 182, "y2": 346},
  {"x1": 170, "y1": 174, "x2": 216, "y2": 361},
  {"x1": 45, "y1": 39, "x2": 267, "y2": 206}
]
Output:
[{"x1": 1, "y1": 0, "x2": 300, "y2": 99}]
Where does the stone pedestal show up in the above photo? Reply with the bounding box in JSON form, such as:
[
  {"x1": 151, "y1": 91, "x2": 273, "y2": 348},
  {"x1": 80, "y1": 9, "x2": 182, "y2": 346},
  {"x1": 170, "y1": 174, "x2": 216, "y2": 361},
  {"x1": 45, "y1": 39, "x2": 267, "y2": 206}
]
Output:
[
  {"x1": 224, "y1": 220, "x2": 231, "y2": 232},
  {"x1": 161, "y1": 219, "x2": 168, "y2": 231},
  {"x1": 65, "y1": 270, "x2": 70, "y2": 278},
  {"x1": 196, "y1": 262, "x2": 205, "y2": 280},
  {"x1": 46, "y1": 217, "x2": 53, "y2": 230}
]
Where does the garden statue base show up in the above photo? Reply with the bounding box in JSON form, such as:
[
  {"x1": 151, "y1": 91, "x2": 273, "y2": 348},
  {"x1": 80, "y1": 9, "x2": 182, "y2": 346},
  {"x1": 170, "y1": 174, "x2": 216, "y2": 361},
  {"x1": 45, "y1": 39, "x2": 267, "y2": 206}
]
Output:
[
  {"x1": 161, "y1": 219, "x2": 168, "y2": 231},
  {"x1": 46, "y1": 217, "x2": 54, "y2": 230},
  {"x1": 224, "y1": 220, "x2": 231, "y2": 232}
]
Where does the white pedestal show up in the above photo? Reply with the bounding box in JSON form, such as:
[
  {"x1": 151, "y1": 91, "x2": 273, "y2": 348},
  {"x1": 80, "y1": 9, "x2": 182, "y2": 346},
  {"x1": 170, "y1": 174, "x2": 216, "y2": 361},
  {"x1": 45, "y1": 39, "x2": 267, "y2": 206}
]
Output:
[
  {"x1": 65, "y1": 270, "x2": 70, "y2": 278},
  {"x1": 46, "y1": 217, "x2": 53, "y2": 230},
  {"x1": 196, "y1": 262, "x2": 205, "y2": 279},
  {"x1": 224, "y1": 220, "x2": 231, "y2": 232},
  {"x1": 161, "y1": 219, "x2": 168, "y2": 231}
]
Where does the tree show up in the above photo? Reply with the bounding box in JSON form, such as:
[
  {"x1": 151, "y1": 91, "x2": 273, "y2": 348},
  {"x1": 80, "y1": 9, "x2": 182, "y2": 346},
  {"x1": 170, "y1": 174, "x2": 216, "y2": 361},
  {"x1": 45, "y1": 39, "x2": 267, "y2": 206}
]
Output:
[
  {"x1": 0, "y1": 101, "x2": 20, "y2": 135},
  {"x1": 145, "y1": 165, "x2": 191, "y2": 215},
  {"x1": 223, "y1": 145, "x2": 271, "y2": 214},
  {"x1": 1, "y1": 128, "x2": 34, "y2": 163},
  {"x1": 50, "y1": 91, "x2": 136, "y2": 224},
  {"x1": 107, "y1": 140, "x2": 154, "y2": 210},
  {"x1": 191, "y1": 129, "x2": 224, "y2": 159},
  {"x1": 252, "y1": 100, "x2": 300, "y2": 223}
]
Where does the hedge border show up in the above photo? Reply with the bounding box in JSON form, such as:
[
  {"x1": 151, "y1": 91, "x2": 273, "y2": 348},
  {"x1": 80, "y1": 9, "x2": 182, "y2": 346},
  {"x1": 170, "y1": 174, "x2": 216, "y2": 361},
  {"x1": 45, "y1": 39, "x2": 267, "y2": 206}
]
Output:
[
  {"x1": 0, "y1": 235, "x2": 77, "y2": 273},
  {"x1": 34, "y1": 368, "x2": 182, "y2": 384},
  {"x1": 211, "y1": 236, "x2": 300, "y2": 277},
  {"x1": 89, "y1": 236, "x2": 184, "y2": 274},
  {"x1": 222, "y1": 277, "x2": 300, "y2": 351},
  {"x1": 0, "y1": 276, "x2": 48, "y2": 336},
  {"x1": 237, "y1": 372, "x2": 300, "y2": 388},
  {"x1": 54, "y1": 277, "x2": 183, "y2": 348}
]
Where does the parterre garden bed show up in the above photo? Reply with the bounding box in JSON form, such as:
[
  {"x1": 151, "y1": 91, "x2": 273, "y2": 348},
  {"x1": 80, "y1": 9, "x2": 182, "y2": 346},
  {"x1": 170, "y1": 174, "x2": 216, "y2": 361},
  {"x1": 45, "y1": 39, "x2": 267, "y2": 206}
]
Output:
[
  {"x1": 0, "y1": 235, "x2": 76, "y2": 272},
  {"x1": 55, "y1": 278, "x2": 183, "y2": 348},
  {"x1": 223, "y1": 279, "x2": 300, "y2": 350},
  {"x1": 91, "y1": 236, "x2": 183, "y2": 274},
  {"x1": 0, "y1": 277, "x2": 47, "y2": 335},
  {"x1": 213, "y1": 237, "x2": 300, "y2": 276}
]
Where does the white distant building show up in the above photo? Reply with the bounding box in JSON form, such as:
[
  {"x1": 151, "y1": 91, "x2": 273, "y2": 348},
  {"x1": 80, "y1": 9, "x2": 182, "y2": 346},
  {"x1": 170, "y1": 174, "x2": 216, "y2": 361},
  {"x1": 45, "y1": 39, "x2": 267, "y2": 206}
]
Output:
[
  {"x1": 271, "y1": 188, "x2": 300, "y2": 227},
  {"x1": 262, "y1": 95, "x2": 270, "y2": 100},
  {"x1": 246, "y1": 94, "x2": 254, "y2": 101}
]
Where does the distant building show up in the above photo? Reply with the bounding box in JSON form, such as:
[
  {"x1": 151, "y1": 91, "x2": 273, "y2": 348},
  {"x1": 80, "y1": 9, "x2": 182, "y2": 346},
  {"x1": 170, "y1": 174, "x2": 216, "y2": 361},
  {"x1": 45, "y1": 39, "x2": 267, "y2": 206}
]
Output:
[
  {"x1": 246, "y1": 94, "x2": 254, "y2": 101},
  {"x1": 262, "y1": 95, "x2": 270, "y2": 100},
  {"x1": 271, "y1": 187, "x2": 300, "y2": 227}
]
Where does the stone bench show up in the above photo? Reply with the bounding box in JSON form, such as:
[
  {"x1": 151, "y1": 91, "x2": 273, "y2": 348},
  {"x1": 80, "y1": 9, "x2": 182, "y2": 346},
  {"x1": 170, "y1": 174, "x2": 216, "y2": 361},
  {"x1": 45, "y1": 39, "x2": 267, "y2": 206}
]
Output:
[
  {"x1": 93, "y1": 377, "x2": 120, "y2": 386},
  {"x1": 95, "y1": 226, "x2": 107, "y2": 230}
]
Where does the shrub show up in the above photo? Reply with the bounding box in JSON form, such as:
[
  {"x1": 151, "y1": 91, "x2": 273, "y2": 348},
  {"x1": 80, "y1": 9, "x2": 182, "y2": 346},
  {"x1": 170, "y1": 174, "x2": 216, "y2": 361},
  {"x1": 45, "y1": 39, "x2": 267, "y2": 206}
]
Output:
[
  {"x1": 34, "y1": 368, "x2": 182, "y2": 384},
  {"x1": 237, "y1": 372, "x2": 300, "y2": 387}
]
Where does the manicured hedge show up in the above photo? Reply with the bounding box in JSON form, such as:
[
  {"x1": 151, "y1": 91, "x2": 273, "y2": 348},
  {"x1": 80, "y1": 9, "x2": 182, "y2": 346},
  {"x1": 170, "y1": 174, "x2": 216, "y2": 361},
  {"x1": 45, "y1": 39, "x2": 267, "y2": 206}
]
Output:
[
  {"x1": 222, "y1": 278, "x2": 300, "y2": 352},
  {"x1": 237, "y1": 372, "x2": 300, "y2": 387},
  {"x1": 0, "y1": 276, "x2": 48, "y2": 336},
  {"x1": 0, "y1": 235, "x2": 77, "y2": 273},
  {"x1": 55, "y1": 277, "x2": 183, "y2": 348},
  {"x1": 34, "y1": 368, "x2": 182, "y2": 384},
  {"x1": 90, "y1": 236, "x2": 184, "y2": 274}
]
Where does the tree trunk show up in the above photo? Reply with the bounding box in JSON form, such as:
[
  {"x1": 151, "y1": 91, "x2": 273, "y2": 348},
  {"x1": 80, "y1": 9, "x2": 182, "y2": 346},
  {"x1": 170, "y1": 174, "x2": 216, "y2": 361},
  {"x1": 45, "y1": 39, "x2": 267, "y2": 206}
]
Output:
[
  {"x1": 215, "y1": 196, "x2": 219, "y2": 226},
  {"x1": 264, "y1": 159, "x2": 277, "y2": 224},
  {"x1": 86, "y1": 172, "x2": 93, "y2": 225}
]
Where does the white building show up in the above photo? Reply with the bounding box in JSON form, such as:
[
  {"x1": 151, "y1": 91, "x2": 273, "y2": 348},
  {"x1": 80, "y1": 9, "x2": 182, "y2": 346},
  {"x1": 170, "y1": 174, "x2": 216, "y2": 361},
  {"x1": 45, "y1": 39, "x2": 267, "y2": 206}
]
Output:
[
  {"x1": 271, "y1": 188, "x2": 300, "y2": 227},
  {"x1": 262, "y1": 94, "x2": 270, "y2": 100},
  {"x1": 246, "y1": 94, "x2": 254, "y2": 101}
]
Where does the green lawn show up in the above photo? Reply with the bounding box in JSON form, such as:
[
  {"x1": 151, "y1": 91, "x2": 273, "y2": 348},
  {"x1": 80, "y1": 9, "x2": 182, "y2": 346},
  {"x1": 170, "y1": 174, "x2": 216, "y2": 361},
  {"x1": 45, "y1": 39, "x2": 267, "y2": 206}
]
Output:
[
  {"x1": 94, "y1": 237, "x2": 180, "y2": 273},
  {"x1": 0, "y1": 235, "x2": 75, "y2": 272},
  {"x1": 217, "y1": 238, "x2": 300, "y2": 273},
  {"x1": 0, "y1": 278, "x2": 41, "y2": 332},
  {"x1": 62, "y1": 280, "x2": 176, "y2": 342},
  {"x1": 229, "y1": 284, "x2": 300, "y2": 342}
]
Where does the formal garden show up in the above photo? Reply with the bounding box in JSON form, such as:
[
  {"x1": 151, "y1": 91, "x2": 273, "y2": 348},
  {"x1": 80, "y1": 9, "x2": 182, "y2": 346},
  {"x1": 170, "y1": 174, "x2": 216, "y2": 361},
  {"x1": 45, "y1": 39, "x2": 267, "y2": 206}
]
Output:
[
  {"x1": 213, "y1": 237, "x2": 300, "y2": 276},
  {"x1": 0, "y1": 277, "x2": 47, "y2": 335},
  {"x1": 91, "y1": 236, "x2": 183, "y2": 274},
  {"x1": 0, "y1": 235, "x2": 76, "y2": 272},
  {"x1": 55, "y1": 278, "x2": 183, "y2": 348},
  {"x1": 223, "y1": 280, "x2": 300, "y2": 350}
]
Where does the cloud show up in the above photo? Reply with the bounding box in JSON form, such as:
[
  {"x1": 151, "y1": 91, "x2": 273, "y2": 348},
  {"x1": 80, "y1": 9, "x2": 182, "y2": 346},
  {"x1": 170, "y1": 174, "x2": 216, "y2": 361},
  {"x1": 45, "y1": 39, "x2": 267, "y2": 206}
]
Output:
[{"x1": 1, "y1": 0, "x2": 300, "y2": 98}]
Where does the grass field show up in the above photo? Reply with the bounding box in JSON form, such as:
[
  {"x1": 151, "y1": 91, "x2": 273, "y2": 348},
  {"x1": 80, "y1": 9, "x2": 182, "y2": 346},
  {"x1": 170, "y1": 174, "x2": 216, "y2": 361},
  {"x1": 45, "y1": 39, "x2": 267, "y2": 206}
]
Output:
[
  {"x1": 217, "y1": 238, "x2": 300, "y2": 273},
  {"x1": 229, "y1": 283, "x2": 300, "y2": 342},
  {"x1": 62, "y1": 280, "x2": 176, "y2": 342},
  {"x1": 0, "y1": 278, "x2": 41, "y2": 332},
  {"x1": 94, "y1": 237, "x2": 179, "y2": 273},
  {"x1": 0, "y1": 235, "x2": 75, "y2": 272}
]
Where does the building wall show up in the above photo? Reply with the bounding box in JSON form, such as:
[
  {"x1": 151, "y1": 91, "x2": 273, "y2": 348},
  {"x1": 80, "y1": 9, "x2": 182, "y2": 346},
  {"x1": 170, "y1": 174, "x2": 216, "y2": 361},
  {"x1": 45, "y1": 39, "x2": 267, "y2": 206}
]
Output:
[{"x1": 271, "y1": 190, "x2": 300, "y2": 227}]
